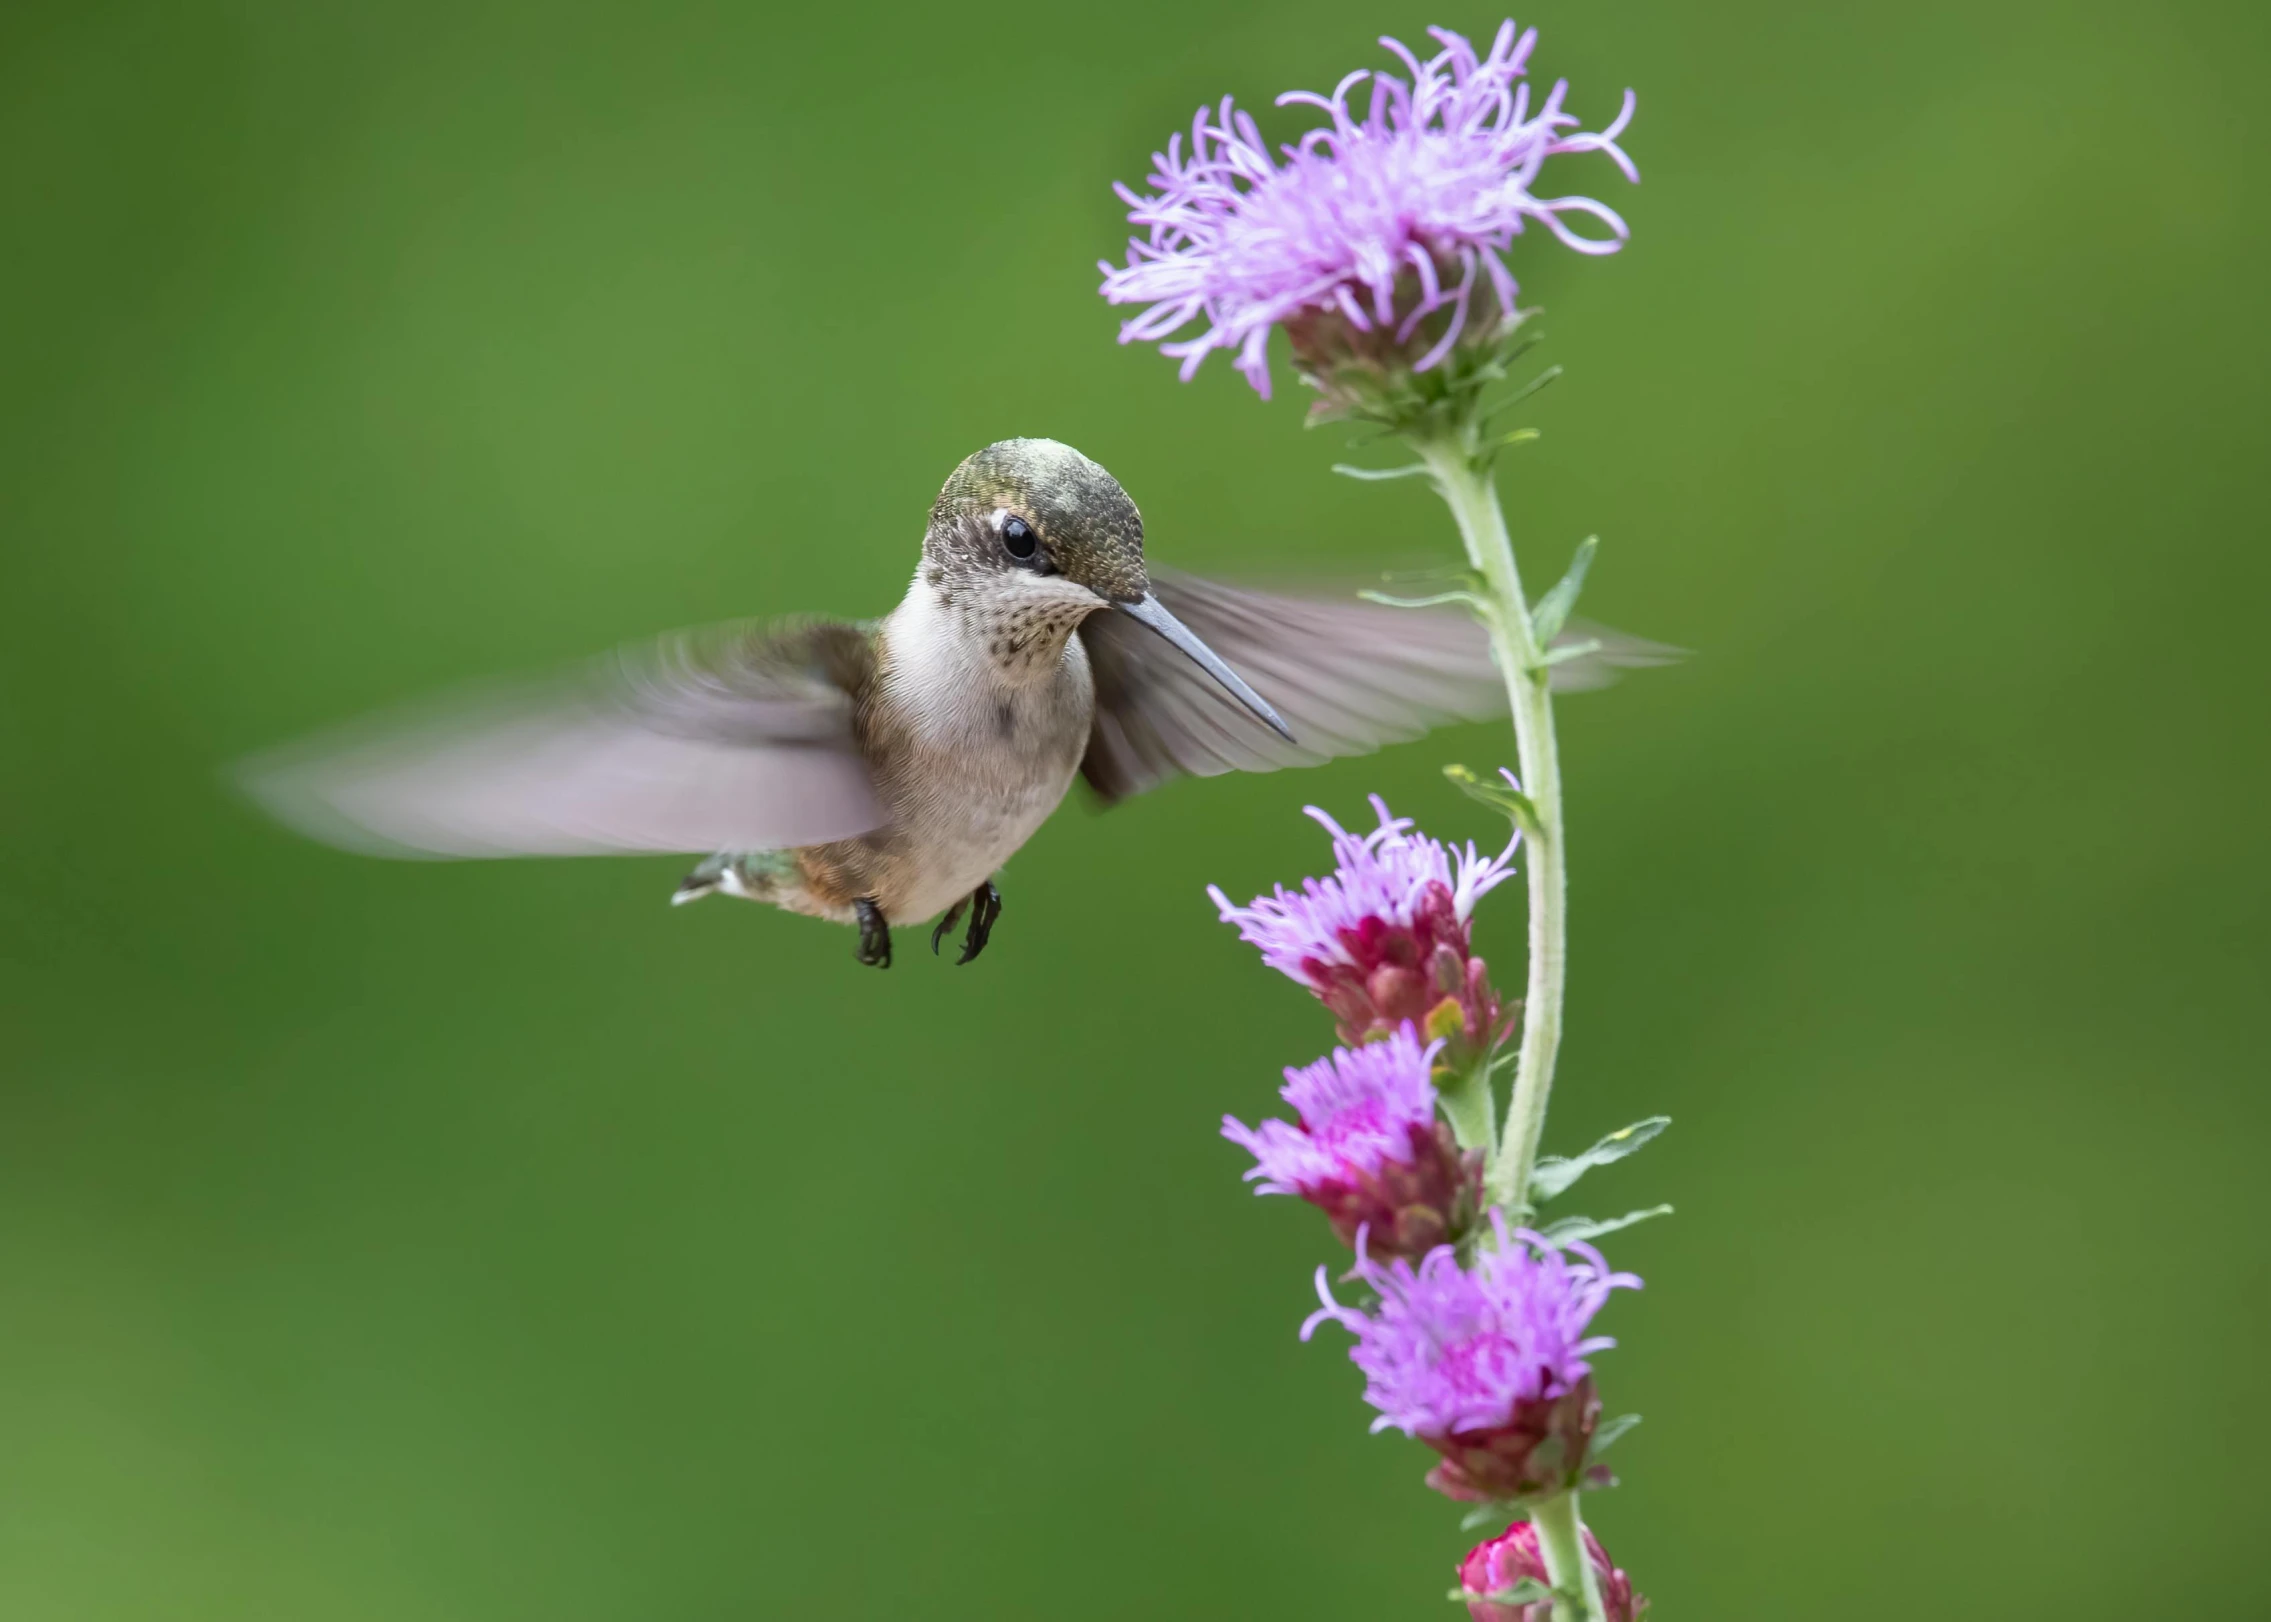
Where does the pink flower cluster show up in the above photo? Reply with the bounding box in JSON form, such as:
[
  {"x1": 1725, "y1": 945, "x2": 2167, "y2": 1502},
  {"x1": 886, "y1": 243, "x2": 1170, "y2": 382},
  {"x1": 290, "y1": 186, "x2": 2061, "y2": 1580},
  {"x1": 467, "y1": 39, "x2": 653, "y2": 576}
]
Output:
[{"x1": 1102, "y1": 21, "x2": 1637, "y2": 397}]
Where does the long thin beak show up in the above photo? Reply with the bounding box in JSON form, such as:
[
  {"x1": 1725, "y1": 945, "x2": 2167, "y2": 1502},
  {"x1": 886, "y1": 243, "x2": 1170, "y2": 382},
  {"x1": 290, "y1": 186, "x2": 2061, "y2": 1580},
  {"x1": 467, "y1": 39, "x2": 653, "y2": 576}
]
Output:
[{"x1": 1118, "y1": 593, "x2": 1295, "y2": 741}]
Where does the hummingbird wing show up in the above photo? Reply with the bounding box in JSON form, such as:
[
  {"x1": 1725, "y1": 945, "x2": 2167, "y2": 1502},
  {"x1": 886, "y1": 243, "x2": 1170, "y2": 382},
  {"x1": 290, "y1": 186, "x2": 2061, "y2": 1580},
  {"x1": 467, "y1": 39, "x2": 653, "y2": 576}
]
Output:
[
  {"x1": 237, "y1": 620, "x2": 886, "y2": 857},
  {"x1": 1077, "y1": 571, "x2": 1679, "y2": 805}
]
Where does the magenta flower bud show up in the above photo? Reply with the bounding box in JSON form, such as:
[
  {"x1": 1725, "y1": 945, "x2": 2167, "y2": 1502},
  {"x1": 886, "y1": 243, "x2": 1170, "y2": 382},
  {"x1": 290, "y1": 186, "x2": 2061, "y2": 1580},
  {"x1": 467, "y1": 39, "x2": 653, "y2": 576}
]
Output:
[
  {"x1": 1101, "y1": 21, "x2": 1637, "y2": 401},
  {"x1": 1302, "y1": 1214, "x2": 1639, "y2": 1502},
  {"x1": 1424, "y1": 1377, "x2": 1604, "y2": 1503},
  {"x1": 1222, "y1": 1026, "x2": 1482, "y2": 1259},
  {"x1": 1209, "y1": 796, "x2": 1516, "y2": 1060},
  {"x1": 1458, "y1": 1520, "x2": 1644, "y2": 1622}
]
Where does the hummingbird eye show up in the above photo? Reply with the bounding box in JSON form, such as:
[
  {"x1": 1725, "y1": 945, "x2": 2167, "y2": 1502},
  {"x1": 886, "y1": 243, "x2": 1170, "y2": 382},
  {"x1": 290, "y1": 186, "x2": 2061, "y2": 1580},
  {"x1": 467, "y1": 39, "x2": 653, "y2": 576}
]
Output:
[{"x1": 1000, "y1": 515, "x2": 1039, "y2": 561}]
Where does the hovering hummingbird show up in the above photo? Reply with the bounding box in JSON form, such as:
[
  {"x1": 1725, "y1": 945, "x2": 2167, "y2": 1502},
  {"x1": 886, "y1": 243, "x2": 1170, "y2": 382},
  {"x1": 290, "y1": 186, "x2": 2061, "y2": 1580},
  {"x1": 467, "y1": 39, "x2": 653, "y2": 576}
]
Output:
[{"x1": 244, "y1": 439, "x2": 1664, "y2": 968}]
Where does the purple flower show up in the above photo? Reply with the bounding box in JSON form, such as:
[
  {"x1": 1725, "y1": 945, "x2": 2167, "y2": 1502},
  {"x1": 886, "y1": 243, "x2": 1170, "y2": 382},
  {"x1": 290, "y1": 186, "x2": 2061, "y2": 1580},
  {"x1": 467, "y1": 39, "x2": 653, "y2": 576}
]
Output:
[
  {"x1": 1303, "y1": 1213, "x2": 1639, "y2": 1500},
  {"x1": 1209, "y1": 794, "x2": 1516, "y2": 1055},
  {"x1": 1101, "y1": 21, "x2": 1637, "y2": 398},
  {"x1": 1222, "y1": 1026, "x2": 1481, "y2": 1259},
  {"x1": 1459, "y1": 1520, "x2": 1644, "y2": 1622}
]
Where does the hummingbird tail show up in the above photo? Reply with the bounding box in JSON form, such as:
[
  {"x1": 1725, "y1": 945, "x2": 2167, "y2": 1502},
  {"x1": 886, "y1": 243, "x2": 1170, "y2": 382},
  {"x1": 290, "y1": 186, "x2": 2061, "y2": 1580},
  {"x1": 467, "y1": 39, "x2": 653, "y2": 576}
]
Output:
[
  {"x1": 671, "y1": 850, "x2": 738, "y2": 905},
  {"x1": 671, "y1": 849, "x2": 797, "y2": 907}
]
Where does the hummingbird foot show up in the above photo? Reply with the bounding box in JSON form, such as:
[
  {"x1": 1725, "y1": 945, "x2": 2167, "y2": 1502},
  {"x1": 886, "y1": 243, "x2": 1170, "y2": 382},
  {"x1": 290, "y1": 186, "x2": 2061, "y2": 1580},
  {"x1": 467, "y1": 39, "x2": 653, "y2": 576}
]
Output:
[
  {"x1": 955, "y1": 880, "x2": 1002, "y2": 966},
  {"x1": 930, "y1": 896, "x2": 969, "y2": 955},
  {"x1": 854, "y1": 897, "x2": 893, "y2": 969}
]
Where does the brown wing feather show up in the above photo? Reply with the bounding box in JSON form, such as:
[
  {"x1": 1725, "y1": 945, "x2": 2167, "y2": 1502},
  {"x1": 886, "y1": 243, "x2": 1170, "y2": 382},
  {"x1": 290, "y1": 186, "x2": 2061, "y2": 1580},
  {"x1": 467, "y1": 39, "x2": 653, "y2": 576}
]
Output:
[
  {"x1": 1077, "y1": 572, "x2": 1680, "y2": 805},
  {"x1": 238, "y1": 619, "x2": 886, "y2": 857}
]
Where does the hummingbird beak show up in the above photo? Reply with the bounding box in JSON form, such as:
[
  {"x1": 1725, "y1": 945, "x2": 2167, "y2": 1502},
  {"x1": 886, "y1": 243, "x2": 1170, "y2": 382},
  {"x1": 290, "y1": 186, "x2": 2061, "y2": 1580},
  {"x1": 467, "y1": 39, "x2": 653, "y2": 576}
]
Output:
[{"x1": 1117, "y1": 593, "x2": 1296, "y2": 742}]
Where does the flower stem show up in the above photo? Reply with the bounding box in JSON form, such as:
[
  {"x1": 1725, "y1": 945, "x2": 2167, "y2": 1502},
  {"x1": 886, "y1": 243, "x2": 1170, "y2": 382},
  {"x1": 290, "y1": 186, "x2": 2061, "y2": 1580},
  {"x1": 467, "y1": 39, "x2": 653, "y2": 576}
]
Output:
[
  {"x1": 1530, "y1": 1491, "x2": 1607, "y2": 1622},
  {"x1": 1416, "y1": 433, "x2": 1607, "y2": 1621},
  {"x1": 1410, "y1": 437, "x2": 1566, "y2": 1219}
]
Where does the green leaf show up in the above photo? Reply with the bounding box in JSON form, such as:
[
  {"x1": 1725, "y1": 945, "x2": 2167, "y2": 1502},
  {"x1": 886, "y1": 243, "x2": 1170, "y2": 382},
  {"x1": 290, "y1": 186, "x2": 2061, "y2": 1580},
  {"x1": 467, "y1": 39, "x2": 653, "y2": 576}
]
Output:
[
  {"x1": 1529, "y1": 535, "x2": 1599, "y2": 646},
  {"x1": 1590, "y1": 1412, "x2": 1643, "y2": 1455},
  {"x1": 1458, "y1": 1500, "x2": 1534, "y2": 1532},
  {"x1": 1448, "y1": 1578, "x2": 1560, "y2": 1607},
  {"x1": 1362, "y1": 588, "x2": 1488, "y2": 612},
  {"x1": 1536, "y1": 1205, "x2": 1675, "y2": 1247},
  {"x1": 1529, "y1": 1115, "x2": 1671, "y2": 1202},
  {"x1": 1538, "y1": 637, "x2": 1604, "y2": 667},
  {"x1": 1489, "y1": 1579, "x2": 1561, "y2": 1607},
  {"x1": 1331, "y1": 462, "x2": 1434, "y2": 482},
  {"x1": 1379, "y1": 564, "x2": 1476, "y2": 583},
  {"x1": 1479, "y1": 333, "x2": 1549, "y2": 394},
  {"x1": 1443, "y1": 764, "x2": 1541, "y2": 838},
  {"x1": 1488, "y1": 361, "x2": 1563, "y2": 417}
]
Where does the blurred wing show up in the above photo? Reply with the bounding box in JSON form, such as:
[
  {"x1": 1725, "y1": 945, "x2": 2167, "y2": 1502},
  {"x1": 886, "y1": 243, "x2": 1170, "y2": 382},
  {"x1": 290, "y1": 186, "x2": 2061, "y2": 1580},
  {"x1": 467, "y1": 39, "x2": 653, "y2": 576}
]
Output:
[
  {"x1": 1547, "y1": 616, "x2": 1686, "y2": 693},
  {"x1": 1078, "y1": 572, "x2": 1681, "y2": 804},
  {"x1": 237, "y1": 620, "x2": 886, "y2": 857}
]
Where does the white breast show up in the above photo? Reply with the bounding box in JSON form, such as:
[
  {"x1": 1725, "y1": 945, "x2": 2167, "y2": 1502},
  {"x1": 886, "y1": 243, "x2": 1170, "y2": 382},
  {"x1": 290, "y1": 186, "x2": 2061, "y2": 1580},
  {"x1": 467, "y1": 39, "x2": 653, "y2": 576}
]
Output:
[{"x1": 874, "y1": 576, "x2": 1097, "y2": 921}]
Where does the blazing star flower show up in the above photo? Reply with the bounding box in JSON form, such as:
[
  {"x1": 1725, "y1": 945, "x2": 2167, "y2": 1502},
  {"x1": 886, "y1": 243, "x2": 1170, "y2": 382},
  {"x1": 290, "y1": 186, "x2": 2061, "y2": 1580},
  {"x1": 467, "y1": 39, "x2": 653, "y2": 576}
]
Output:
[
  {"x1": 1222, "y1": 1025, "x2": 1481, "y2": 1259},
  {"x1": 1101, "y1": 20, "x2": 1637, "y2": 398},
  {"x1": 1458, "y1": 1520, "x2": 1644, "y2": 1622},
  {"x1": 1303, "y1": 1213, "x2": 1639, "y2": 1501},
  {"x1": 1209, "y1": 793, "x2": 1516, "y2": 1055}
]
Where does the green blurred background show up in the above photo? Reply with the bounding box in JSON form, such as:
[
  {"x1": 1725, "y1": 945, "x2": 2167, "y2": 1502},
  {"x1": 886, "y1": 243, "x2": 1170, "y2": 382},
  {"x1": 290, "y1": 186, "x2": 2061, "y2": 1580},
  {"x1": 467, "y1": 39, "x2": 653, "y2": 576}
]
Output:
[{"x1": 3, "y1": 1, "x2": 2264, "y2": 1616}]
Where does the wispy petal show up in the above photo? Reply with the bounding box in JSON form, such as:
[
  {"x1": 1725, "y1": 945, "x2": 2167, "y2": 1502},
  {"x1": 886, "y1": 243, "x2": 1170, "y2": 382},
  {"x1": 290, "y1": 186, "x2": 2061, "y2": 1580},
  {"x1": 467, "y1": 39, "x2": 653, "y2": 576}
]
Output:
[{"x1": 1099, "y1": 22, "x2": 1638, "y2": 395}]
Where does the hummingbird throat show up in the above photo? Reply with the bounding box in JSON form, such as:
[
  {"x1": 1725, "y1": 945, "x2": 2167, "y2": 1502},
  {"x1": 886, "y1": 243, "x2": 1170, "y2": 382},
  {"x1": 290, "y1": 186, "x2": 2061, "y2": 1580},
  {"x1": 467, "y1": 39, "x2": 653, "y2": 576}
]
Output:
[{"x1": 914, "y1": 566, "x2": 1100, "y2": 685}]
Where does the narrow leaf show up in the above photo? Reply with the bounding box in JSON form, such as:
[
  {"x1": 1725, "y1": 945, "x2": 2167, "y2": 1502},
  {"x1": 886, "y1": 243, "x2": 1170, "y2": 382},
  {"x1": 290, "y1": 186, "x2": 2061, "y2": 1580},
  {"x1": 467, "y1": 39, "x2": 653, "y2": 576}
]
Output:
[
  {"x1": 1484, "y1": 332, "x2": 1548, "y2": 383},
  {"x1": 1447, "y1": 1578, "x2": 1559, "y2": 1607},
  {"x1": 1379, "y1": 564, "x2": 1479, "y2": 584},
  {"x1": 1331, "y1": 462, "x2": 1435, "y2": 482},
  {"x1": 1458, "y1": 1500, "x2": 1532, "y2": 1531},
  {"x1": 1529, "y1": 1115, "x2": 1671, "y2": 1201},
  {"x1": 1501, "y1": 362, "x2": 1564, "y2": 410},
  {"x1": 1444, "y1": 764, "x2": 1541, "y2": 838},
  {"x1": 1529, "y1": 535, "x2": 1599, "y2": 646},
  {"x1": 1538, "y1": 637, "x2": 1605, "y2": 667},
  {"x1": 1489, "y1": 1580, "x2": 1561, "y2": 1606},
  {"x1": 1361, "y1": 588, "x2": 1487, "y2": 612},
  {"x1": 1536, "y1": 1205, "x2": 1674, "y2": 1246},
  {"x1": 1590, "y1": 1412, "x2": 1643, "y2": 1455}
]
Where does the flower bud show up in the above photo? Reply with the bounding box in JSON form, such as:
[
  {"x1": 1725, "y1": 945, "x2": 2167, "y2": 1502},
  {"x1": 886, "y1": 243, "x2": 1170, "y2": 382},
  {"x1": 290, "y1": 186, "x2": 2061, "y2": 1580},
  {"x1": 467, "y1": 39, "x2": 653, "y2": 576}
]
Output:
[
  {"x1": 1223, "y1": 1027, "x2": 1481, "y2": 1260},
  {"x1": 1210, "y1": 797, "x2": 1518, "y2": 1062},
  {"x1": 1423, "y1": 1376, "x2": 1601, "y2": 1502},
  {"x1": 1282, "y1": 271, "x2": 1518, "y2": 428},
  {"x1": 1458, "y1": 1519, "x2": 1644, "y2": 1622},
  {"x1": 1302, "y1": 1214, "x2": 1639, "y2": 1502}
]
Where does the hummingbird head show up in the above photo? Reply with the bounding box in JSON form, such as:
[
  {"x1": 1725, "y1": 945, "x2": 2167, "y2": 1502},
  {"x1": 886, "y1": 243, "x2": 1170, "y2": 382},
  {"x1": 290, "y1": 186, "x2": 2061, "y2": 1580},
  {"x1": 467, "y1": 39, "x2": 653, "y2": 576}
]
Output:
[
  {"x1": 924, "y1": 437, "x2": 1150, "y2": 607},
  {"x1": 922, "y1": 438, "x2": 1290, "y2": 736}
]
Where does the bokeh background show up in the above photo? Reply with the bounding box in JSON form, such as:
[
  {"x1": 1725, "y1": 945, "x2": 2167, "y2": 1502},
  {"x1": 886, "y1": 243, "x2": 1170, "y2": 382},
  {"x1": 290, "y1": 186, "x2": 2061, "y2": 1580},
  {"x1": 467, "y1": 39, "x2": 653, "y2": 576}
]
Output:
[{"x1": 3, "y1": 1, "x2": 2264, "y2": 1617}]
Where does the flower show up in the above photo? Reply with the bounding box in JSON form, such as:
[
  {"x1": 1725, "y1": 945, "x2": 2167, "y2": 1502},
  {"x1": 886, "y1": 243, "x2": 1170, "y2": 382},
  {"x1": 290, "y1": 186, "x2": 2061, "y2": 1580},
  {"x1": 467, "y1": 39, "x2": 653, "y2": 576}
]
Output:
[
  {"x1": 1222, "y1": 1025, "x2": 1481, "y2": 1258},
  {"x1": 1101, "y1": 20, "x2": 1637, "y2": 399},
  {"x1": 1458, "y1": 1520, "x2": 1645, "y2": 1622},
  {"x1": 1209, "y1": 794, "x2": 1516, "y2": 1055},
  {"x1": 1302, "y1": 1213, "x2": 1639, "y2": 1500}
]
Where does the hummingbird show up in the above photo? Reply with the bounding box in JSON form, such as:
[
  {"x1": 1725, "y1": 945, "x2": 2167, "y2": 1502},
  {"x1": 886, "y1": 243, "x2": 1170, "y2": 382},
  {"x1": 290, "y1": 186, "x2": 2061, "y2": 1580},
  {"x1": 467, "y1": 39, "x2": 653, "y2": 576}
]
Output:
[{"x1": 244, "y1": 439, "x2": 1664, "y2": 968}]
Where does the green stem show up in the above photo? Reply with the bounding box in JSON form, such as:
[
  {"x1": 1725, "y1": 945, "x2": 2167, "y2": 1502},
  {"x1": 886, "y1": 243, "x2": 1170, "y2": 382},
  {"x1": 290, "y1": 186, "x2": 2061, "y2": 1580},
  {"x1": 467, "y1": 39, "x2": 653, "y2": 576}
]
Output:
[
  {"x1": 1530, "y1": 1491, "x2": 1606, "y2": 1622},
  {"x1": 1411, "y1": 438, "x2": 1567, "y2": 1219}
]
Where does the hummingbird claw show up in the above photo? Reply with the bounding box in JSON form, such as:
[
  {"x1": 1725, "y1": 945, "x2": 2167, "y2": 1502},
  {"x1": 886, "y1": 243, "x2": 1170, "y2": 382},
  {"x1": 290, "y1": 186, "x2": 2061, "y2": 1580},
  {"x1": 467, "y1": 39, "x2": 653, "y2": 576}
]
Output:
[
  {"x1": 931, "y1": 896, "x2": 969, "y2": 955},
  {"x1": 955, "y1": 880, "x2": 1002, "y2": 966},
  {"x1": 854, "y1": 897, "x2": 892, "y2": 969}
]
